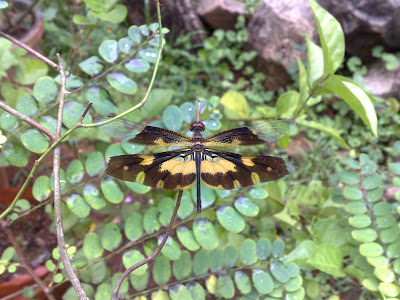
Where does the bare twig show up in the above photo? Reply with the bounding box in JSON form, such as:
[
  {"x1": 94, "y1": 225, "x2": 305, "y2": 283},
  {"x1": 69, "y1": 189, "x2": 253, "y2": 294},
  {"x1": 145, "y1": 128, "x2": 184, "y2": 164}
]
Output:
[
  {"x1": 3, "y1": 224, "x2": 56, "y2": 300},
  {"x1": 0, "y1": 31, "x2": 59, "y2": 70},
  {"x1": 0, "y1": 102, "x2": 56, "y2": 139},
  {"x1": 52, "y1": 54, "x2": 90, "y2": 300},
  {"x1": 112, "y1": 190, "x2": 183, "y2": 300}
]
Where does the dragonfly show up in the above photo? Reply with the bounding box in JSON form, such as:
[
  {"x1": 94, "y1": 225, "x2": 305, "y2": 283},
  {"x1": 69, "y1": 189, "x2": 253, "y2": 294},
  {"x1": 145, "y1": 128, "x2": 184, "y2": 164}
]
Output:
[{"x1": 95, "y1": 101, "x2": 295, "y2": 214}]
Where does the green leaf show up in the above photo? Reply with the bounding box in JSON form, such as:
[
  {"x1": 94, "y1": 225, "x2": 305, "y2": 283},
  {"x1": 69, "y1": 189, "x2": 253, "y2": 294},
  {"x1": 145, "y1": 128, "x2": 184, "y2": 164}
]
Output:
[
  {"x1": 153, "y1": 255, "x2": 171, "y2": 285},
  {"x1": 85, "y1": 86, "x2": 118, "y2": 116},
  {"x1": 272, "y1": 239, "x2": 285, "y2": 257},
  {"x1": 85, "y1": 152, "x2": 104, "y2": 177},
  {"x1": 216, "y1": 206, "x2": 245, "y2": 233},
  {"x1": 287, "y1": 240, "x2": 317, "y2": 270},
  {"x1": 141, "y1": 88, "x2": 173, "y2": 119},
  {"x1": 373, "y1": 202, "x2": 392, "y2": 216},
  {"x1": 95, "y1": 283, "x2": 112, "y2": 300},
  {"x1": 177, "y1": 226, "x2": 200, "y2": 251},
  {"x1": 62, "y1": 101, "x2": 92, "y2": 128},
  {"x1": 101, "y1": 177, "x2": 123, "y2": 204},
  {"x1": 220, "y1": 90, "x2": 249, "y2": 119},
  {"x1": 234, "y1": 271, "x2": 251, "y2": 294},
  {"x1": 240, "y1": 239, "x2": 257, "y2": 266},
  {"x1": 33, "y1": 76, "x2": 58, "y2": 104},
  {"x1": 248, "y1": 187, "x2": 268, "y2": 199},
  {"x1": 379, "y1": 282, "x2": 399, "y2": 297},
  {"x1": 98, "y1": 40, "x2": 118, "y2": 63},
  {"x1": 101, "y1": 222, "x2": 121, "y2": 251},
  {"x1": 252, "y1": 269, "x2": 273, "y2": 295},
  {"x1": 138, "y1": 48, "x2": 158, "y2": 63},
  {"x1": 363, "y1": 174, "x2": 382, "y2": 190},
  {"x1": 83, "y1": 184, "x2": 106, "y2": 210},
  {"x1": 234, "y1": 197, "x2": 259, "y2": 217},
  {"x1": 106, "y1": 72, "x2": 137, "y2": 95},
  {"x1": 128, "y1": 25, "x2": 142, "y2": 43},
  {"x1": 20, "y1": 129, "x2": 49, "y2": 154},
  {"x1": 359, "y1": 242, "x2": 384, "y2": 257},
  {"x1": 309, "y1": 0, "x2": 345, "y2": 74},
  {"x1": 16, "y1": 95, "x2": 38, "y2": 117},
  {"x1": 349, "y1": 215, "x2": 371, "y2": 228},
  {"x1": 322, "y1": 75, "x2": 378, "y2": 137},
  {"x1": 296, "y1": 117, "x2": 349, "y2": 149},
  {"x1": 130, "y1": 271, "x2": 149, "y2": 291},
  {"x1": 286, "y1": 287, "x2": 306, "y2": 300},
  {"x1": 125, "y1": 212, "x2": 143, "y2": 241},
  {"x1": 1, "y1": 247, "x2": 15, "y2": 261},
  {"x1": 157, "y1": 197, "x2": 175, "y2": 227},
  {"x1": 389, "y1": 162, "x2": 400, "y2": 175},
  {"x1": 159, "y1": 236, "x2": 181, "y2": 261},
  {"x1": 177, "y1": 191, "x2": 194, "y2": 219},
  {"x1": 187, "y1": 282, "x2": 205, "y2": 300},
  {"x1": 3, "y1": 141, "x2": 28, "y2": 167},
  {"x1": 345, "y1": 201, "x2": 367, "y2": 215},
  {"x1": 125, "y1": 58, "x2": 150, "y2": 73},
  {"x1": 338, "y1": 170, "x2": 360, "y2": 185},
  {"x1": 256, "y1": 238, "x2": 271, "y2": 260},
  {"x1": 0, "y1": 1, "x2": 9, "y2": 9},
  {"x1": 92, "y1": 4, "x2": 127, "y2": 23},
  {"x1": 343, "y1": 186, "x2": 363, "y2": 200},
  {"x1": 180, "y1": 102, "x2": 196, "y2": 123},
  {"x1": 193, "y1": 218, "x2": 218, "y2": 250},
  {"x1": 193, "y1": 249, "x2": 210, "y2": 275},
  {"x1": 14, "y1": 57, "x2": 48, "y2": 85},
  {"x1": 83, "y1": 0, "x2": 102, "y2": 12},
  {"x1": 169, "y1": 284, "x2": 192, "y2": 300},
  {"x1": 351, "y1": 229, "x2": 377, "y2": 243},
  {"x1": 217, "y1": 275, "x2": 235, "y2": 299},
  {"x1": 66, "y1": 194, "x2": 91, "y2": 218},
  {"x1": 191, "y1": 185, "x2": 216, "y2": 210},
  {"x1": 0, "y1": 112, "x2": 19, "y2": 131},
  {"x1": 72, "y1": 14, "x2": 97, "y2": 25},
  {"x1": 307, "y1": 244, "x2": 345, "y2": 277},
  {"x1": 83, "y1": 232, "x2": 103, "y2": 259},
  {"x1": 209, "y1": 248, "x2": 224, "y2": 272},
  {"x1": 270, "y1": 261, "x2": 289, "y2": 283},
  {"x1": 306, "y1": 38, "x2": 323, "y2": 89},
  {"x1": 122, "y1": 250, "x2": 147, "y2": 275},
  {"x1": 32, "y1": 176, "x2": 51, "y2": 201},
  {"x1": 125, "y1": 181, "x2": 151, "y2": 194},
  {"x1": 79, "y1": 56, "x2": 105, "y2": 76},
  {"x1": 162, "y1": 105, "x2": 183, "y2": 131},
  {"x1": 172, "y1": 251, "x2": 191, "y2": 280},
  {"x1": 286, "y1": 275, "x2": 303, "y2": 292},
  {"x1": 143, "y1": 207, "x2": 160, "y2": 234},
  {"x1": 66, "y1": 159, "x2": 85, "y2": 184},
  {"x1": 118, "y1": 37, "x2": 132, "y2": 54},
  {"x1": 276, "y1": 91, "x2": 299, "y2": 118}
]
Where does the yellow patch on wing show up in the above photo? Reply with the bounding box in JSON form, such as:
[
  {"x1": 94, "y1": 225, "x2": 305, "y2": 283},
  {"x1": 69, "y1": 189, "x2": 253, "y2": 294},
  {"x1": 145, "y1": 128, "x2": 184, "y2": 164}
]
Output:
[
  {"x1": 251, "y1": 172, "x2": 260, "y2": 184},
  {"x1": 139, "y1": 155, "x2": 154, "y2": 166},
  {"x1": 201, "y1": 180, "x2": 224, "y2": 190},
  {"x1": 233, "y1": 180, "x2": 240, "y2": 188},
  {"x1": 156, "y1": 180, "x2": 164, "y2": 188},
  {"x1": 136, "y1": 171, "x2": 145, "y2": 184},
  {"x1": 201, "y1": 159, "x2": 237, "y2": 175},
  {"x1": 242, "y1": 158, "x2": 255, "y2": 167},
  {"x1": 159, "y1": 158, "x2": 196, "y2": 175}
]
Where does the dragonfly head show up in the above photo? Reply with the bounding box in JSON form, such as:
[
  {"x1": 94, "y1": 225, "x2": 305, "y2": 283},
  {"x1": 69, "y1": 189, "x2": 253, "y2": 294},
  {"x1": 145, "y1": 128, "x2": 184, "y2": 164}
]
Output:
[{"x1": 190, "y1": 121, "x2": 205, "y2": 132}]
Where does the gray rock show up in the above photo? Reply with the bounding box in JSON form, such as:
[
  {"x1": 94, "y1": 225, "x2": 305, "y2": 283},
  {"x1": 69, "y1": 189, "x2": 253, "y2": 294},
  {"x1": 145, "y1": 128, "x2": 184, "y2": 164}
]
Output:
[{"x1": 197, "y1": 0, "x2": 246, "y2": 30}]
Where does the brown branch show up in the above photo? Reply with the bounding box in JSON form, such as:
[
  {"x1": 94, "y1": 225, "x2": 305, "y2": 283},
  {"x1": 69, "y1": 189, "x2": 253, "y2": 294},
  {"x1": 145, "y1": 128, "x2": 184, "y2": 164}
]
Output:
[
  {"x1": 3, "y1": 224, "x2": 56, "y2": 300},
  {"x1": 0, "y1": 101, "x2": 56, "y2": 139},
  {"x1": 0, "y1": 31, "x2": 58, "y2": 70},
  {"x1": 112, "y1": 190, "x2": 183, "y2": 300},
  {"x1": 52, "y1": 55, "x2": 90, "y2": 300}
]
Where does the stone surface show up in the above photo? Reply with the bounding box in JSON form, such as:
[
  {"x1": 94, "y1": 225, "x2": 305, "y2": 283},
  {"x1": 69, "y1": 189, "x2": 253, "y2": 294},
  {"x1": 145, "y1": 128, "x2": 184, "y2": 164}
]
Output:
[
  {"x1": 247, "y1": 0, "x2": 316, "y2": 91},
  {"x1": 317, "y1": 0, "x2": 400, "y2": 60},
  {"x1": 364, "y1": 63, "x2": 400, "y2": 99},
  {"x1": 197, "y1": 0, "x2": 246, "y2": 30}
]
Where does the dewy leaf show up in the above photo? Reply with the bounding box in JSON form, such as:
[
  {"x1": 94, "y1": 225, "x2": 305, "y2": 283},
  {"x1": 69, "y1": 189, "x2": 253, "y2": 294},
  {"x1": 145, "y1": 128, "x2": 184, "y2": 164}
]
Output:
[
  {"x1": 0, "y1": 112, "x2": 19, "y2": 132},
  {"x1": 159, "y1": 235, "x2": 181, "y2": 261},
  {"x1": 162, "y1": 105, "x2": 183, "y2": 132},
  {"x1": 79, "y1": 56, "x2": 105, "y2": 77},
  {"x1": 240, "y1": 239, "x2": 257, "y2": 266},
  {"x1": 106, "y1": 72, "x2": 137, "y2": 95},
  {"x1": 193, "y1": 218, "x2": 218, "y2": 250},
  {"x1": 125, "y1": 58, "x2": 150, "y2": 73},
  {"x1": 193, "y1": 249, "x2": 210, "y2": 275},
  {"x1": 125, "y1": 181, "x2": 151, "y2": 194},
  {"x1": 128, "y1": 25, "x2": 142, "y2": 43},
  {"x1": 99, "y1": 40, "x2": 119, "y2": 63},
  {"x1": 322, "y1": 75, "x2": 378, "y2": 137},
  {"x1": 217, "y1": 275, "x2": 235, "y2": 299},
  {"x1": 173, "y1": 251, "x2": 192, "y2": 281},
  {"x1": 32, "y1": 176, "x2": 51, "y2": 201},
  {"x1": 83, "y1": 184, "x2": 106, "y2": 210},
  {"x1": 101, "y1": 222, "x2": 122, "y2": 251},
  {"x1": 306, "y1": 38, "x2": 324, "y2": 89},
  {"x1": 309, "y1": 0, "x2": 345, "y2": 74},
  {"x1": 122, "y1": 250, "x2": 147, "y2": 275},
  {"x1": 143, "y1": 207, "x2": 161, "y2": 234},
  {"x1": 220, "y1": 90, "x2": 249, "y2": 119},
  {"x1": 62, "y1": 101, "x2": 92, "y2": 128},
  {"x1": 234, "y1": 196, "x2": 259, "y2": 217},
  {"x1": 66, "y1": 159, "x2": 85, "y2": 184},
  {"x1": 66, "y1": 194, "x2": 90, "y2": 218},
  {"x1": 256, "y1": 238, "x2": 271, "y2": 260},
  {"x1": 153, "y1": 255, "x2": 171, "y2": 285},
  {"x1": 176, "y1": 226, "x2": 200, "y2": 251},
  {"x1": 83, "y1": 232, "x2": 103, "y2": 260},
  {"x1": 33, "y1": 76, "x2": 58, "y2": 104},
  {"x1": 3, "y1": 141, "x2": 28, "y2": 167},
  {"x1": 16, "y1": 96, "x2": 38, "y2": 117},
  {"x1": 252, "y1": 269, "x2": 273, "y2": 295},
  {"x1": 296, "y1": 117, "x2": 349, "y2": 149},
  {"x1": 180, "y1": 102, "x2": 196, "y2": 123},
  {"x1": 118, "y1": 37, "x2": 132, "y2": 54},
  {"x1": 234, "y1": 271, "x2": 251, "y2": 294},
  {"x1": 101, "y1": 177, "x2": 124, "y2": 204},
  {"x1": 125, "y1": 212, "x2": 143, "y2": 241},
  {"x1": 20, "y1": 129, "x2": 49, "y2": 154},
  {"x1": 276, "y1": 91, "x2": 299, "y2": 118},
  {"x1": 86, "y1": 86, "x2": 118, "y2": 116},
  {"x1": 85, "y1": 152, "x2": 105, "y2": 177},
  {"x1": 216, "y1": 206, "x2": 245, "y2": 233},
  {"x1": 138, "y1": 48, "x2": 158, "y2": 63},
  {"x1": 307, "y1": 244, "x2": 345, "y2": 277}
]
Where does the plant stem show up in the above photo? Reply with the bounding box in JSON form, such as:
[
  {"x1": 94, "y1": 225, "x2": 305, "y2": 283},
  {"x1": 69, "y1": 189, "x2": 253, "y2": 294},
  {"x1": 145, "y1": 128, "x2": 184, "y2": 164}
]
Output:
[{"x1": 112, "y1": 190, "x2": 183, "y2": 300}]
